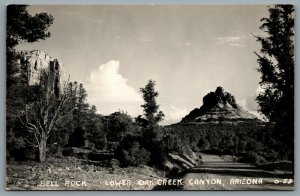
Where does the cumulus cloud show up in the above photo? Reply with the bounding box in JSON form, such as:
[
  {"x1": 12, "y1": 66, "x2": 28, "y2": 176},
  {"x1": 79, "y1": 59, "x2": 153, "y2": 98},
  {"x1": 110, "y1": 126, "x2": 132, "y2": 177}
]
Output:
[
  {"x1": 85, "y1": 60, "x2": 142, "y2": 116},
  {"x1": 237, "y1": 85, "x2": 266, "y2": 120},
  {"x1": 162, "y1": 106, "x2": 188, "y2": 125},
  {"x1": 237, "y1": 98, "x2": 257, "y2": 112},
  {"x1": 236, "y1": 98, "x2": 261, "y2": 119},
  {"x1": 236, "y1": 99, "x2": 247, "y2": 109},
  {"x1": 216, "y1": 35, "x2": 246, "y2": 47},
  {"x1": 168, "y1": 106, "x2": 188, "y2": 121}
]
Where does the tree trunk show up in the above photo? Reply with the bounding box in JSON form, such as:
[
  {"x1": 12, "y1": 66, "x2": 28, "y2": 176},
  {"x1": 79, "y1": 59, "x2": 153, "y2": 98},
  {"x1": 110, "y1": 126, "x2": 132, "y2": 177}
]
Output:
[{"x1": 38, "y1": 133, "x2": 47, "y2": 163}]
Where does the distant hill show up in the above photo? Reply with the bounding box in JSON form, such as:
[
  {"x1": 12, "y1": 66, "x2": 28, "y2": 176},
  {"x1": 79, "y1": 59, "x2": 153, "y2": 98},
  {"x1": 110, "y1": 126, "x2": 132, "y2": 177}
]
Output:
[
  {"x1": 181, "y1": 86, "x2": 261, "y2": 124},
  {"x1": 163, "y1": 87, "x2": 271, "y2": 165}
]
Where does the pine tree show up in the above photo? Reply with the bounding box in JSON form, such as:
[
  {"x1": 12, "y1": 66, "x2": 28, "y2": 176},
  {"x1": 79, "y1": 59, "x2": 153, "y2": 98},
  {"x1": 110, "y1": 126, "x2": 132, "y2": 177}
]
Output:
[
  {"x1": 139, "y1": 80, "x2": 166, "y2": 165},
  {"x1": 140, "y1": 80, "x2": 164, "y2": 127},
  {"x1": 7, "y1": 5, "x2": 53, "y2": 87},
  {"x1": 254, "y1": 5, "x2": 294, "y2": 160},
  {"x1": 6, "y1": 5, "x2": 54, "y2": 162},
  {"x1": 68, "y1": 83, "x2": 90, "y2": 147}
]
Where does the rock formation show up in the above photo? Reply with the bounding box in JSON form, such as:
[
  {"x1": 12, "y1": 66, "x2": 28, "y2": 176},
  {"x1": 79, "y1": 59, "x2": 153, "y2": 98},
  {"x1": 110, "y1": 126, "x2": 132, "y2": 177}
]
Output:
[
  {"x1": 17, "y1": 50, "x2": 65, "y2": 97},
  {"x1": 181, "y1": 86, "x2": 259, "y2": 123}
]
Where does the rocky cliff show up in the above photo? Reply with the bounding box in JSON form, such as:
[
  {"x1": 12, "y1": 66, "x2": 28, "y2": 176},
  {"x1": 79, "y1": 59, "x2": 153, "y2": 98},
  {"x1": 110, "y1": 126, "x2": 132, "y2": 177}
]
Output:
[
  {"x1": 17, "y1": 50, "x2": 64, "y2": 97},
  {"x1": 181, "y1": 87, "x2": 258, "y2": 123}
]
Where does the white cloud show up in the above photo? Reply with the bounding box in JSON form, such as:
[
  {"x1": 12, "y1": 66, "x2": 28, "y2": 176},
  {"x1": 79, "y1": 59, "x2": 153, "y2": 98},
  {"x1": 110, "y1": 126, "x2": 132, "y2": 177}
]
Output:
[
  {"x1": 85, "y1": 60, "x2": 142, "y2": 116},
  {"x1": 169, "y1": 106, "x2": 188, "y2": 121},
  {"x1": 228, "y1": 42, "x2": 246, "y2": 47},
  {"x1": 62, "y1": 11, "x2": 103, "y2": 24},
  {"x1": 139, "y1": 37, "x2": 152, "y2": 42},
  {"x1": 218, "y1": 36, "x2": 241, "y2": 42},
  {"x1": 216, "y1": 35, "x2": 246, "y2": 47},
  {"x1": 237, "y1": 98, "x2": 258, "y2": 112},
  {"x1": 162, "y1": 106, "x2": 188, "y2": 125},
  {"x1": 256, "y1": 85, "x2": 265, "y2": 95},
  {"x1": 237, "y1": 99, "x2": 247, "y2": 109},
  {"x1": 184, "y1": 41, "x2": 192, "y2": 47},
  {"x1": 237, "y1": 90, "x2": 266, "y2": 121}
]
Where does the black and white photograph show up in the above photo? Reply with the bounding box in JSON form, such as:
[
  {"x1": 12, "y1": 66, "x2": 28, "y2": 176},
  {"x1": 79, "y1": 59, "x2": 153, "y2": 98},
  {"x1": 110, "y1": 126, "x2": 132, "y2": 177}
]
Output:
[{"x1": 6, "y1": 4, "x2": 294, "y2": 190}]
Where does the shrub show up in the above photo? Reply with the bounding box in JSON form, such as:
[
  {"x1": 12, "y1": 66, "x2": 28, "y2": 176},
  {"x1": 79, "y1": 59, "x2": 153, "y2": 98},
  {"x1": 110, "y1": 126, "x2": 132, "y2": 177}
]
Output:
[
  {"x1": 49, "y1": 145, "x2": 63, "y2": 158},
  {"x1": 116, "y1": 137, "x2": 151, "y2": 167},
  {"x1": 242, "y1": 151, "x2": 266, "y2": 164},
  {"x1": 149, "y1": 140, "x2": 167, "y2": 166},
  {"x1": 87, "y1": 152, "x2": 114, "y2": 161},
  {"x1": 68, "y1": 127, "x2": 86, "y2": 147},
  {"x1": 62, "y1": 147, "x2": 76, "y2": 157},
  {"x1": 121, "y1": 143, "x2": 150, "y2": 167},
  {"x1": 106, "y1": 141, "x2": 118, "y2": 152},
  {"x1": 167, "y1": 165, "x2": 181, "y2": 177},
  {"x1": 110, "y1": 158, "x2": 120, "y2": 169},
  {"x1": 198, "y1": 138, "x2": 210, "y2": 151},
  {"x1": 268, "y1": 149, "x2": 279, "y2": 161}
]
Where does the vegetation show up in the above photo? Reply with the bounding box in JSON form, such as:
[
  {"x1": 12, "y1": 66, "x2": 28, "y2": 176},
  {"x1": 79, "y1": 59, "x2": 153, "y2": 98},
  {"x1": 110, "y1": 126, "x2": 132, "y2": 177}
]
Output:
[
  {"x1": 7, "y1": 5, "x2": 53, "y2": 88},
  {"x1": 115, "y1": 80, "x2": 166, "y2": 167},
  {"x1": 6, "y1": 5, "x2": 55, "y2": 162},
  {"x1": 254, "y1": 5, "x2": 294, "y2": 160},
  {"x1": 6, "y1": 5, "x2": 294, "y2": 178},
  {"x1": 115, "y1": 135, "x2": 150, "y2": 167},
  {"x1": 163, "y1": 122, "x2": 279, "y2": 164},
  {"x1": 139, "y1": 79, "x2": 165, "y2": 125},
  {"x1": 6, "y1": 156, "x2": 162, "y2": 190},
  {"x1": 18, "y1": 75, "x2": 74, "y2": 162}
]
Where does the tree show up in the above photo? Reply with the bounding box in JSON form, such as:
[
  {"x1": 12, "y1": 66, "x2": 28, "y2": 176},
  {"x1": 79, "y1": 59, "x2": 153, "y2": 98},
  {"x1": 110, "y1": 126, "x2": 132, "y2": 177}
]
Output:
[
  {"x1": 198, "y1": 138, "x2": 211, "y2": 151},
  {"x1": 77, "y1": 84, "x2": 90, "y2": 115},
  {"x1": 139, "y1": 80, "x2": 166, "y2": 165},
  {"x1": 7, "y1": 5, "x2": 53, "y2": 87},
  {"x1": 254, "y1": 5, "x2": 294, "y2": 159},
  {"x1": 7, "y1": 5, "x2": 53, "y2": 49},
  {"x1": 68, "y1": 83, "x2": 90, "y2": 147},
  {"x1": 106, "y1": 112, "x2": 140, "y2": 141},
  {"x1": 19, "y1": 75, "x2": 73, "y2": 163},
  {"x1": 85, "y1": 106, "x2": 106, "y2": 150},
  {"x1": 115, "y1": 135, "x2": 150, "y2": 167},
  {"x1": 6, "y1": 5, "x2": 54, "y2": 161},
  {"x1": 139, "y1": 80, "x2": 165, "y2": 126}
]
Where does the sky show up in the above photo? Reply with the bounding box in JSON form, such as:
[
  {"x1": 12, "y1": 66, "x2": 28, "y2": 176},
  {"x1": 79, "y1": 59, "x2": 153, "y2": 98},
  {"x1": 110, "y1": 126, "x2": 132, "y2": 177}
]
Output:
[{"x1": 16, "y1": 5, "x2": 270, "y2": 125}]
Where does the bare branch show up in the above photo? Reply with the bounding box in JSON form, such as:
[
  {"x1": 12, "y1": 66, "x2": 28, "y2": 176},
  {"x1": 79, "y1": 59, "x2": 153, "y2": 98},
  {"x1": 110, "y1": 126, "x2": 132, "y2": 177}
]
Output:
[{"x1": 34, "y1": 132, "x2": 40, "y2": 145}]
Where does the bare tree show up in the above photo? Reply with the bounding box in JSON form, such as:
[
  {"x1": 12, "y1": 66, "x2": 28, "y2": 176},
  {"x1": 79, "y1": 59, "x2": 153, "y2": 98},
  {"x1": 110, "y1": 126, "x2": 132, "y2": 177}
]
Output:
[{"x1": 19, "y1": 73, "x2": 73, "y2": 162}]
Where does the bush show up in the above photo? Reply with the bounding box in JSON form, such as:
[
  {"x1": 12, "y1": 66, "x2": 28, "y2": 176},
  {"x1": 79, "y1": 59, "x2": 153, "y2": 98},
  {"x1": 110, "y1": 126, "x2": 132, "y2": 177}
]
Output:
[
  {"x1": 120, "y1": 143, "x2": 150, "y2": 167},
  {"x1": 115, "y1": 136, "x2": 151, "y2": 167},
  {"x1": 49, "y1": 145, "x2": 63, "y2": 158},
  {"x1": 106, "y1": 141, "x2": 118, "y2": 152},
  {"x1": 242, "y1": 151, "x2": 266, "y2": 164},
  {"x1": 87, "y1": 152, "x2": 114, "y2": 161},
  {"x1": 163, "y1": 134, "x2": 181, "y2": 153},
  {"x1": 68, "y1": 127, "x2": 86, "y2": 147},
  {"x1": 167, "y1": 165, "x2": 182, "y2": 177},
  {"x1": 6, "y1": 128, "x2": 30, "y2": 161},
  {"x1": 110, "y1": 158, "x2": 120, "y2": 169},
  {"x1": 62, "y1": 147, "x2": 76, "y2": 157},
  {"x1": 149, "y1": 140, "x2": 167, "y2": 166},
  {"x1": 198, "y1": 138, "x2": 210, "y2": 151}
]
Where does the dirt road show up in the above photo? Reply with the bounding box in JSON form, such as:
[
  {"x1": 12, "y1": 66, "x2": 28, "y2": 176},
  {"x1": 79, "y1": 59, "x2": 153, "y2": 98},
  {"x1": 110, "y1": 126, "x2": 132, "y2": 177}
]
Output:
[{"x1": 182, "y1": 153, "x2": 294, "y2": 190}]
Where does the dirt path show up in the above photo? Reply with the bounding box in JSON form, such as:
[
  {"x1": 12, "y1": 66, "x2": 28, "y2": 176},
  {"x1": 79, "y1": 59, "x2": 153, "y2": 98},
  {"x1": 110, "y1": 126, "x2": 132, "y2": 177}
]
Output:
[{"x1": 182, "y1": 153, "x2": 294, "y2": 190}]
